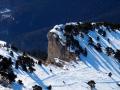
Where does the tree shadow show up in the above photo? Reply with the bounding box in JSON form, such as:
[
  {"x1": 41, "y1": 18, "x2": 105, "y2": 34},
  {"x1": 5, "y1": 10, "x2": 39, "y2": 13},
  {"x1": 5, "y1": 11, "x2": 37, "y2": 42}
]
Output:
[
  {"x1": 12, "y1": 82, "x2": 23, "y2": 90},
  {"x1": 28, "y1": 72, "x2": 48, "y2": 89},
  {"x1": 101, "y1": 53, "x2": 120, "y2": 77},
  {"x1": 92, "y1": 87, "x2": 97, "y2": 90},
  {"x1": 39, "y1": 65, "x2": 50, "y2": 75},
  {"x1": 81, "y1": 46, "x2": 105, "y2": 71}
]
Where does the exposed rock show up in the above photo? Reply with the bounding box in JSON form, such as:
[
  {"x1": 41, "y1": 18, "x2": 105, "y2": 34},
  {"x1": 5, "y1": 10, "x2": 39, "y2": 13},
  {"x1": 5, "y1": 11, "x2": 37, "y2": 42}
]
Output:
[{"x1": 47, "y1": 32, "x2": 76, "y2": 63}]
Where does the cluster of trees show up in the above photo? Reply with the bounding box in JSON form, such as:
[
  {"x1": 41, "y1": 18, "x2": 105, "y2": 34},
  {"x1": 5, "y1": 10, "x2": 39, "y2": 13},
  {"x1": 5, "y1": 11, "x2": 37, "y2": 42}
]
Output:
[
  {"x1": 88, "y1": 36, "x2": 94, "y2": 46},
  {"x1": 77, "y1": 22, "x2": 93, "y2": 33},
  {"x1": 82, "y1": 48, "x2": 87, "y2": 57},
  {"x1": 65, "y1": 35, "x2": 74, "y2": 47},
  {"x1": 64, "y1": 22, "x2": 120, "y2": 38},
  {"x1": 17, "y1": 80, "x2": 23, "y2": 85},
  {"x1": 80, "y1": 33, "x2": 84, "y2": 38},
  {"x1": 104, "y1": 47, "x2": 120, "y2": 63},
  {"x1": 0, "y1": 56, "x2": 17, "y2": 84},
  {"x1": 88, "y1": 36, "x2": 102, "y2": 52},
  {"x1": 97, "y1": 29, "x2": 106, "y2": 37},
  {"x1": 15, "y1": 55, "x2": 35, "y2": 73},
  {"x1": 94, "y1": 43, "x2": 102, "y2": 52},
  {"x1": 64, "y1": 25, "x2": 75, "y2": 35},
  {"x1": 87, "y1": 35, "x2": 120, "y2": 63},
  {"x1": 64, "y1": 22, "x2": 93, "y2": 35},
  {"x1": 10, "y1": 51, "x2": 14, "y2": 57},
  {"x1": 5, "y1": 43, "x2": 19, "y2": 52},
  {"x1": 47, "y1": 85, "x2": 52, "y2": 90},
  {"x1": 64, "y1": 22, "x2": 120, "y2": 64},
  {"x1": 65, "y1": 34, "x2": 88, "y2": 57},
  {"x1": 32, "y1": 85, "x2": 52, "y2": 90},
  {"x1": 87, "y1": 80, "x2": 96, "y2": 88},
  {"x1": 105, "y1": 47, "x2": 115, "y2": 56},
  {"x1": 32, "y1": 85, "x2": 42, "y2": 90},
  {"x1": 96, "y1": 36, "x2": 100, "y2": 41},
  {"x1": 95, "y1": 22, "x2": 120, "y2": 30},
  {"x1": 92, "y1": 22, "x2": 120, "y2": 30},
  {"x1": 114, "y1": 50, "x2": 120, "y2": 63}
]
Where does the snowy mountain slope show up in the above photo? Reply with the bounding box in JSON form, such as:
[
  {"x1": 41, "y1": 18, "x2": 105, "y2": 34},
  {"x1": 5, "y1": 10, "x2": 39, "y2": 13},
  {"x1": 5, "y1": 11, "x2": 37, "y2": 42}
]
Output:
[
  {"x1": 0, "y1": 22, "x2": 120, "y2": 90},
  {"x1": 0, "y1": 42, "x2": 51, "y2": 90},
  {"x1": 47, "y1": 22, "x2": 120, "y2": 90}
]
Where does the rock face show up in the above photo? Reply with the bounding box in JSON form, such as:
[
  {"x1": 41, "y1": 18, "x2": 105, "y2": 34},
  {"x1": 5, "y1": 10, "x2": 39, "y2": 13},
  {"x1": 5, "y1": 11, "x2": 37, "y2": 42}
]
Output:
[{"x1": 47, "y1": 31, "x2": 76, "y2": 63}]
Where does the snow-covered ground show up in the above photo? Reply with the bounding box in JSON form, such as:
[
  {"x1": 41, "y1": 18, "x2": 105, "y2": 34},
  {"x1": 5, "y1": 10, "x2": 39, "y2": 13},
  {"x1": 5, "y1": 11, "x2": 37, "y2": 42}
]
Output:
[{"x1": 0, "y1": 23, "x2": 120, "y2": 90}]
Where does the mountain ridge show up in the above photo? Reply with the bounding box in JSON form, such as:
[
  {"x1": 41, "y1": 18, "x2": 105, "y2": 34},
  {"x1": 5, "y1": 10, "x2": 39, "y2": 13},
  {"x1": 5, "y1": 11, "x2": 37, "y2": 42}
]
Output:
[
  {"x1": 0, "y1": 22, "x2": 120, "y2": 90},
  {"x1": 0, "y1": 0, "x2": 120, "y2": 55}
]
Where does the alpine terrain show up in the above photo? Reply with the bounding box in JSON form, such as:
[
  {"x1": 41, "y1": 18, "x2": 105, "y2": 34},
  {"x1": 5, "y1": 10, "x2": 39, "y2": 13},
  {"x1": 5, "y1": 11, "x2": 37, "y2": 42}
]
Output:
[{"x1": 0, "y1": 22, "x2": 120, "y2": 90}]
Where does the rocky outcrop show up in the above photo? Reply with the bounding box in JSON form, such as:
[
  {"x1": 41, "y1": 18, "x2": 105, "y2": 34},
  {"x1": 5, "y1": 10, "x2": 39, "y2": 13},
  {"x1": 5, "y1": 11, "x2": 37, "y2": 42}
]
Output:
[
  {"x1": 47, "y1": 31, "x2": 76, "y2": 63},
  {"x1": 47, "y1": 22, "x2": 120, "y2": 64}
]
